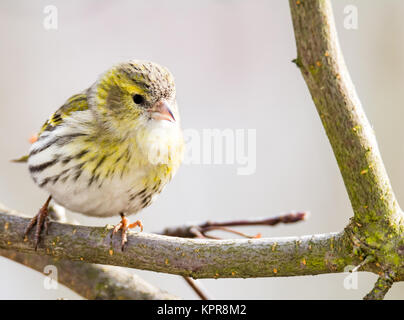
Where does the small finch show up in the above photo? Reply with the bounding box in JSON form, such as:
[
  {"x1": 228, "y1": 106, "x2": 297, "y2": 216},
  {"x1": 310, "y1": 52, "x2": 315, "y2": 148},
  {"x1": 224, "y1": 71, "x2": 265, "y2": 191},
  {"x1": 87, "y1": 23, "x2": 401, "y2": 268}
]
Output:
[{"x1": 17, "y1": 60, "x2": 184, "y2": 250}]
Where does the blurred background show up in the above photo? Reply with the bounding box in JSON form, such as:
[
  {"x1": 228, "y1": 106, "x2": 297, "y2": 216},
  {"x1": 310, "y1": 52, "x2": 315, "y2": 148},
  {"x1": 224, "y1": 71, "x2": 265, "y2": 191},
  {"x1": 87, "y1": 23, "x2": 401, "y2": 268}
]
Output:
[{"x1": 1, "y1": 0, "x2": 404, "y2": 299}]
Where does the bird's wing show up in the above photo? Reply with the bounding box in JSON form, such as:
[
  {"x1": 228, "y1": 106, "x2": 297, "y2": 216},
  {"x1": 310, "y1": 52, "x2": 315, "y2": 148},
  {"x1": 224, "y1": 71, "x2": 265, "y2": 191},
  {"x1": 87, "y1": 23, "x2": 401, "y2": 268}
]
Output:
[
  {"x1": 38, "y1": 93, "x2": 89, "y2": 136},
  {"x1": 12, "y1": 92, "x2": 89, "y2": 163}
]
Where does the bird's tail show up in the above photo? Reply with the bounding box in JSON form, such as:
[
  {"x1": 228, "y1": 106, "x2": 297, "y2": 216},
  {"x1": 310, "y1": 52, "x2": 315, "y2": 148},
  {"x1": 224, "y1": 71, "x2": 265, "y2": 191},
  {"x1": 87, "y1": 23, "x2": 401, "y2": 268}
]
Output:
[
  {"x1": 11, "y1": 155, "x2": 29, "y2": 163},
  {"x1": 11, "y1": 133, "x2": 37, "y2": 163}
]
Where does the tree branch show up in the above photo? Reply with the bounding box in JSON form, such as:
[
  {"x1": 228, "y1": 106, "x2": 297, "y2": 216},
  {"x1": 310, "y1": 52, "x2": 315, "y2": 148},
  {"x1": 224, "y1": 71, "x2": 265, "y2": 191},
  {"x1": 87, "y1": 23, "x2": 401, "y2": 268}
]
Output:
[
  {"x1": 364, "y1": 272, "x2": 394, "y2": 300},
  {"x1": 0, "y1": 249, "x2": 177, "y2": 300},
  {"x1": 0, "y1": 210, "x2": 359, "y2": 279},
  {"x1": 289, "y1": 0, "x2": 404, "y2": 298},
  {"x1": 0, "y1": 203, "x2": 178, "y2": 300},
  {"x1": 289, "y1": 0, "x2": 404, "y2": 230},
  {"x1": 162, "y1": 212, "x2": 307, "y2": 298},
  {"x1": 1, "y1": 208, "x2": 306, "y2": 299}
]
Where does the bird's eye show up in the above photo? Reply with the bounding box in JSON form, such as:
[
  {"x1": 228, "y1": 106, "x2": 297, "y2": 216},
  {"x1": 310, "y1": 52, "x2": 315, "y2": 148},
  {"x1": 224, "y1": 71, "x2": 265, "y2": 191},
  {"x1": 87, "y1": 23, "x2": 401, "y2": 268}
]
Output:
[{"x1": 132, "y1": 94, "x2": 145, "y2": 104}]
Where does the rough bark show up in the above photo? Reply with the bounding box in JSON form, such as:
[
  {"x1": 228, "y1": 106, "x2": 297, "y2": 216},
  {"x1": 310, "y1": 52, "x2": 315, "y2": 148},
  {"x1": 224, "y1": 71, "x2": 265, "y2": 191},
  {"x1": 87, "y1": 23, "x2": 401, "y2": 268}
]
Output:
[
  {"x1": 0, "y1": 207, "x2": 309, "y2": 299},
  {"x1": 289, "y1": 0, "x2": 404, "y2": 297},
  {"x1": 0, "y1": 210, "x2": 359, "y2": 279},
  {"x1": 363, "y1": 272, "x2": 394, "y2": 300},
  {"x1": 0, "y1": 249, "x2": 177, "y2": 300}
]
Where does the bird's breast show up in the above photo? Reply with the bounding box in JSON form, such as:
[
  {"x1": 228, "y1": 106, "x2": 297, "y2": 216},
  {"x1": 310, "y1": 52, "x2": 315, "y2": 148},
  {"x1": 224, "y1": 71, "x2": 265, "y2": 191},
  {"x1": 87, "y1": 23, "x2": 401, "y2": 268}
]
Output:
[{"x1": 28, "y1": 119, "x2": 184, "y2": 217}]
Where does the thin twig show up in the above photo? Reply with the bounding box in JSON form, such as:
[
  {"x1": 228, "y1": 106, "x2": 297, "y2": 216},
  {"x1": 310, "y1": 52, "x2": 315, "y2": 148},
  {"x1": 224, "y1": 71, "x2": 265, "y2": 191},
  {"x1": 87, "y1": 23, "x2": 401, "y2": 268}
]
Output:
[
  {"x1": 200, "y1": 212, "x2": 308, "y2": 228},
  {"x1": 351, "y1": 255, "x2": 374, "y2": 273},
  {"x1": 161, "y1": 211, "x2": 308, "y2": 238},
  {"x1": 183, "y1": 277, "x2": 210, "y2": 300}
]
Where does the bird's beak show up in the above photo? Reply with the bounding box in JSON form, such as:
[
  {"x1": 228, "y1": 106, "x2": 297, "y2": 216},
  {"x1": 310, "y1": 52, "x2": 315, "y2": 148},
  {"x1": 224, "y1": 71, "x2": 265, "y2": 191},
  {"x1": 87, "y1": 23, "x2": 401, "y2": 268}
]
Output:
[{"x1": 151, "y1": 100, "x2": 175, "y2": 122}]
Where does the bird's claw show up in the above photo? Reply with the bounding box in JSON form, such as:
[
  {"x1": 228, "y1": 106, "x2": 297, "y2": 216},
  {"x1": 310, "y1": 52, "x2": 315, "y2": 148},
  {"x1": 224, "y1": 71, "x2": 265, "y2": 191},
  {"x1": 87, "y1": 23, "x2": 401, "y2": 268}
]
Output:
[
  {"x1": 110, "y1": 214, "x2": 143, "y2": 251},
  {"x1": 24, "y1": 196, "x2": 52, "y2": 250}
]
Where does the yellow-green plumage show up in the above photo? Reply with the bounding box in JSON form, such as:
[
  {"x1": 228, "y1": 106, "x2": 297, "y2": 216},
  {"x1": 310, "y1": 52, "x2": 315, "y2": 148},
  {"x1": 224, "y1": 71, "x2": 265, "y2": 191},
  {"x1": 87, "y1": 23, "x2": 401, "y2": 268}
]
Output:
[
  {"x1": 27, "y1": 60, "x2": 184, "y2": 218},
  {"x1": 38, "y1": 93, "x2": 89, "y2": 134}
]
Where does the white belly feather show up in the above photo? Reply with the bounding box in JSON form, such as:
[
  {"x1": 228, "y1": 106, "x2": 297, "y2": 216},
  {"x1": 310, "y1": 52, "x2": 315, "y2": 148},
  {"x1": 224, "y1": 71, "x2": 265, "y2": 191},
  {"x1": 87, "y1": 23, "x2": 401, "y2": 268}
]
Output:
[{"x1": 50, "y1": 163, "x2": 158, "y2": 217}]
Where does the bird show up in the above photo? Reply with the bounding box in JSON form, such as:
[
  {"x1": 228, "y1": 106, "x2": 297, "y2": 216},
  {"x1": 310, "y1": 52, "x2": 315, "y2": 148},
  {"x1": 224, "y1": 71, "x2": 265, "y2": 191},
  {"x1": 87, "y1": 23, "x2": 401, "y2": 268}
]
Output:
[{"x1": 15, "y1": 60, "x2": 184, "y2": 250}]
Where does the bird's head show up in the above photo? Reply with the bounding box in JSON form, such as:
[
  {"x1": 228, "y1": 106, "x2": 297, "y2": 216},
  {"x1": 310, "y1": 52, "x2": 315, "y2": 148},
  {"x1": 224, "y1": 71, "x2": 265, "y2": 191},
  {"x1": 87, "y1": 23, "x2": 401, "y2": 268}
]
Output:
[
  {"x1": 89, "y1": 60, "x2": 179, "y2": 136},
  {"x1": 89, "y1": 60, "x2": 183, "y2": 165}
]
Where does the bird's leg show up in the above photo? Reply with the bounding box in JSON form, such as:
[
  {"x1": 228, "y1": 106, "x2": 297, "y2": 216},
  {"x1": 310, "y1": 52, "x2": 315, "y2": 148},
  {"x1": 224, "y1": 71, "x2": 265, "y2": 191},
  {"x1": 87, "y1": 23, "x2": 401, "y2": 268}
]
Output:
[
  {"x1": 24, "y1": 195, "x2": 52, "y2": 250},
  {"x1": 111, "y1": 213, "x2": 143, "y2": 251}
]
